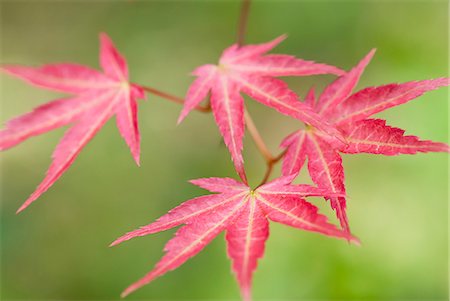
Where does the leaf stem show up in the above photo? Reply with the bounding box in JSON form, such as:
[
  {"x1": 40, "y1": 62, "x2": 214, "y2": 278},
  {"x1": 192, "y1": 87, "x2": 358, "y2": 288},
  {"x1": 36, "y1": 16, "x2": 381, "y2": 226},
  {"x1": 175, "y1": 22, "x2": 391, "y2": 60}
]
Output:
[
  {"x1": 244, "y1": 109, "x2": 273, "y2": 162},
  {"x1": 236, "y1": 0, "x2": 251, "y2": 46},
  {"x1": 258, "y1": 150, "x2": 286, "y2": 187},
  {"x1": 139, "y1": 81, "x2": 286, "y2": 184},
  {"x1": 140, "y1": 85, "x2": 211, "y2": 112},
  {"x1": 244, "y1": 109, "x2": 286, "y2": 186}
]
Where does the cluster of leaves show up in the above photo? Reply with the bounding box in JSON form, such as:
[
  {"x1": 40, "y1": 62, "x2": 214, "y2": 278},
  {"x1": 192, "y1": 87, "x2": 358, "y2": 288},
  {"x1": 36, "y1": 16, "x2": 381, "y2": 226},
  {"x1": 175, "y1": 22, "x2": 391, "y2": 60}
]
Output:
[{"x1": 1, "y1": 33, "x2": 448, "y2": 300}]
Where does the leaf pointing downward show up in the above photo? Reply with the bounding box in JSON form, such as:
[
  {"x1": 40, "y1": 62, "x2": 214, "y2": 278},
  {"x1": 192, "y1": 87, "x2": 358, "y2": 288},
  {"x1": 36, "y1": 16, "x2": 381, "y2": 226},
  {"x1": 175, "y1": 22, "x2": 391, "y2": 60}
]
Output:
[
  {"x1": 304, "y1": 133, "x2": 349, "y2": 233},
  {"x1": 210, "y1": 75, "x2": 247, "y2": 182},
  {"x1": 112, "y1": 176, "x2": 356, "y2": 300},
  {"x1": 0, "y1": 33, "x2": 145, "y2": 212},
  {"x1": 226, "y1": 199, "x2": 268, "y2": 301}
]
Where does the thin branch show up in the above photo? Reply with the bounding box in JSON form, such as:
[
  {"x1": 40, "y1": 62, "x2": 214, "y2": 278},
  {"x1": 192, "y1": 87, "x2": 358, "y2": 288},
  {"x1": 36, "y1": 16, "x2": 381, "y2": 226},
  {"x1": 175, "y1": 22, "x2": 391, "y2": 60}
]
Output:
[
  {"x1": 273, "y1": 149, "x2": 287, "y2": 162},
  {"x1": 244, "y1": 109, "x2": 286, "y2": 186},
  {"x1": 244, "y1": 109, "x2": 273, "y2": 162},
  {"x1": 236, "y1": 0, "x2": 251, "y2": 46},
  {"x1": 140, "y1": 83, "x2": 286, "y2": 185},
  {"x1": 140, "y1": 85, "x2": 210, "y2": 112},
  {"x1": 258, "y1": 149, "x2": 287, "y2": 188}
]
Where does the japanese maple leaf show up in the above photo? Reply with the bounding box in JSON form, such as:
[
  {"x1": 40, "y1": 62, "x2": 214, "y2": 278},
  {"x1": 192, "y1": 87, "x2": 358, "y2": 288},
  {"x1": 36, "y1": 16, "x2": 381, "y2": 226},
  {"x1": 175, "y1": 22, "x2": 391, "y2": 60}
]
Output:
[
  {"x1": 0, "y1": 33, "x2": 145, "y2": 213},
  {"x1": 178, "y1": 35, "x2": 345, "y2": 182},
  {"x1": 281, "y1": 49, "x2": 450, "y2": 233},
  {"x1": 111, "y1": 176, "x2": 357, "y2": 300}
]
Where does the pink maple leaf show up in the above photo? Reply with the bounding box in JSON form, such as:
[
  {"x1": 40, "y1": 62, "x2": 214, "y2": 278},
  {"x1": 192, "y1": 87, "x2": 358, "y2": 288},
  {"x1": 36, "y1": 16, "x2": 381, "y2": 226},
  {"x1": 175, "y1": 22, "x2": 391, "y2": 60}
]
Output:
[
  {"x1": 111, "y1": 176, "x2": 358, "y2": 300},
  {"x1": 178, "y1": 36, "x2": 345, "y2": 183},
  {"x1": 0, "y1": 33, "x2": 145, "y2": 213},
  {"x1": 281, "y1": 49, "x2": 450, "y2": 233}
]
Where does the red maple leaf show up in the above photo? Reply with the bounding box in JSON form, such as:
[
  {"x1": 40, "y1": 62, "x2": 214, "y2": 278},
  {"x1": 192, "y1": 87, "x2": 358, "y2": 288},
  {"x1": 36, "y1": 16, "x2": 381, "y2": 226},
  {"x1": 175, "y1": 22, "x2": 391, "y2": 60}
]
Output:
[
  {"x1": 111, "y1": 176, "x2": 358, "y2": 300},
  {"x1": 0, "y1": 33, "x2": 145, "y2": 213},
  {"x1": 281, "y1": 49, "x2": 450, "y2": 233},
  {"x1": 178, "y1": 36, "x2": 345, "y2": 183}
]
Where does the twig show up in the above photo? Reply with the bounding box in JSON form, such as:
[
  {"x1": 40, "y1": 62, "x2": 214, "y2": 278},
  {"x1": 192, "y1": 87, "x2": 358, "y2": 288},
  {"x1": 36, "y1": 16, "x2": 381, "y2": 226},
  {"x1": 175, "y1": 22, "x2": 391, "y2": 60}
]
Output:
[
  {"x1": 244, "y1": 109, "x2": 273, "y2": 162},
  {"x1": 140, "y1": 85, "x2": 210, "y2": 112},
  {"x1": 244, "y1": 109, "x2": 286, "y2": 186},
  {"x1": 236, "y1": 0, "x2": 251, "y2": 46},
  {"x1": 258, "y1": 150, "x2": 287, "y2": 187}
]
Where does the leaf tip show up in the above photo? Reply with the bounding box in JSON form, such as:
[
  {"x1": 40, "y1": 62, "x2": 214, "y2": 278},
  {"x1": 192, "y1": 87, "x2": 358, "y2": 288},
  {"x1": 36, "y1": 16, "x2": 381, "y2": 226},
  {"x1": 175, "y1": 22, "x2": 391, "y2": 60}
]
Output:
[
  {"x1": 120, "y1": 290, "x2": 131, "y2": 298},
  {"x1": 109, "y1": 239, "x2": 121, "y2": 247},
  {"x1": 176, "y1": 114, "x2": 185, "y2": 125},
  {"x1": 0, "y1": 65, "x2": 8, "y2": 73},
  {"x1": 241, "y1": 287, "x2": 252, "y2": 301},
  {"x1": 0, "y1": 65, "x2": 20, "y2": 76},
  {"x1": 188, "y1": 178, "x2": 201, "y2": 187},
  {"x1": 237, "y1": 168, "x2": 248, "y2": 186},
  {"x1": 110, "y1": 233, "x2": 133, "y2": 247},
  {"x1": 263, "y1": 34, "x2": 288, "y2": 51},
  {"x1": 363, "y1": 48, "x2": 377, "y2": 65},
  {"x1": 177, "y1": 105, "x2": 192, "y2": 125},
  {"x1": 133, "y1": 153, "x2": 141, "y2": 167},
  {"x1": 16, "y1": 200, "x2": 31, "y2": 214},
  {"x1": 276, "y1": 33, "x2": 288, "y2": 42},
  {"x1": 121, "y1": 282, "x2": 140, "y2": 298},
  {"x1": 349, "y1": 235, "x2": 361, "y2": 246},
  {"x1": 15, "y1": 206, "x2": 25, "y2": 215},
  {"x1": 99, "y1": 32, "x2": 111, "y2": 44}
]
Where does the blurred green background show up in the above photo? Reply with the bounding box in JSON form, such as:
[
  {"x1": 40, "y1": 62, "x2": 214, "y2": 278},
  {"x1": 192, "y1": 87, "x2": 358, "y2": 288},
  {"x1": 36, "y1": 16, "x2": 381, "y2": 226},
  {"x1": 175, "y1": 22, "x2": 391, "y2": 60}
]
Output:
[{"x1": 0, "y1": 0, "x2": 448, "y2": 300}]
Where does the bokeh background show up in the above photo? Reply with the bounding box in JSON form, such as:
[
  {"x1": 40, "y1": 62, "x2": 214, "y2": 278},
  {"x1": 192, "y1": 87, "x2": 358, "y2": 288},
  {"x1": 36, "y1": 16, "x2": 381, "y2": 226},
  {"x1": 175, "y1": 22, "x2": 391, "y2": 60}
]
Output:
[{"x1": 0, "y1": 0, "x2": 448, "y2": 300}]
